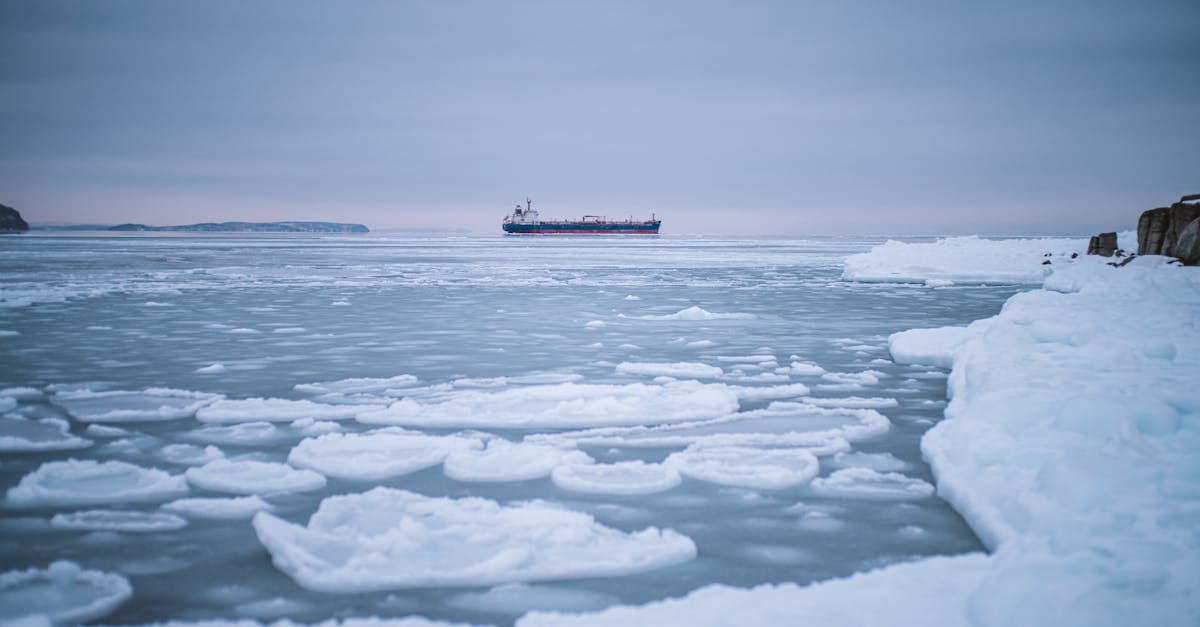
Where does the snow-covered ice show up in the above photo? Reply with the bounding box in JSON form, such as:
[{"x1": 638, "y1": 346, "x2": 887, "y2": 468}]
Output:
[
  {"x1": 634, "y1": 306, "x2": 755, "y2": 320},
  {"x1": 185, "y1": 459, "x2": 326, "y2": 495},
  {"x1": 50, "y1": 509, "x2": 189, "y2": 532},
  {"x1": 444, "y1": 440, "x2": 593, "y2": 483},
  {"x1": 0, "y1": 415, "x2": 93, "y2": 452},
  {"x1": 841, "y1": 236, "x2": 1086, "y2": 285},
  {"x1": 50, "y1": 388, "x2": 220, "y2": 423},
  {"x1": 196, "y1": 398, "x2": 360, "y2": 423},
  {"x1": 252, "y1": 488, "x2": 696, "y2": 592},
  {"x1": 6, "y1": 459, "x2": 188, "y2": 507},
  {"x1": 288, "y1": 430, "x2": 483, "y2": 481},
  {"x1": 162, "y1": 495, "x2": 274, "y2": 519},
  {"x1": 808, "y1": 468, "x2": 934, "y2": 501},
  {"x1": 614, "y1": 361, "x2": 724, "y2": 379},
  {"x1": 0, "y1": 561, "x2": 132, "y2": 624},
  {"x1": 664, "y1": 446, "x2": 820, "y2": 490},
  {"x1": 551, "y1": 461, "x2": 682, "y2": 495}
]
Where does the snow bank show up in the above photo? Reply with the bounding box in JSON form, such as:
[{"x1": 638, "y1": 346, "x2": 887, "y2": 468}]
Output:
[
  {"x1": 664, "y1": 446, "x2": 819, "y2": 490},
  {"x1": 357, "y1": 382, "x2": 740, "y2": 429},
  {"x1": 288, "y1": 430, "x2": 483, "y2": 481},
  {"x1": 6, "y1": 459, "x2": 188, "y2": 507},
  {"x1": 186, "y1": 460, "x2": 326, "y2": 495},
  {"x1": 252, "y1": 488, "x2": 696, "y2": 592},
  {"x1": 841, "y1": 236, "x2": 1085, "y2": 284},
  {"x1": 525, "y1": 247, "x2": 1200, "y2": 626},
  {"x1": 0, "y1": 561, "x2": 132, "y2": 624}
]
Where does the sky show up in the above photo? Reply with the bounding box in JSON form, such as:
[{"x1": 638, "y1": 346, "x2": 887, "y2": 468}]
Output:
[{"x1": 1, "y1": 0, "x2": 1197, "y2": 235}]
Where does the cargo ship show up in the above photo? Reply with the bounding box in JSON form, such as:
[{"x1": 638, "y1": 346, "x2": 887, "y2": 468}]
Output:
[{"x1": 502, "y1": 199, "x2": 661, "y2": 235}]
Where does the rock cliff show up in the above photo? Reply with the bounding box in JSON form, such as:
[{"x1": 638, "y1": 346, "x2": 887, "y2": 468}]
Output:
[
  {"x1": 1137, "y1": 194, "x2": 1200, "y2": 265},
  {"x1": 0, "y1": 204, "x2": 30, "y2": 233}
]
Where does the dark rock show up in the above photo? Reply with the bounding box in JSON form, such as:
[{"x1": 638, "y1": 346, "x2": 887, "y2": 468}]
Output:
[
  {"x1": 0, "y1": 203, "x2": 30, "y2": 233},
  {"x1": 1174, "y1": 217, "x2": 1200, "y2": 266},
  {"x1": 1138, "y1": 207, "x2": 1170, "y2": 255},
  {"x1": 1087, "y1": 232, "x2": 1118, "y2": 257},
  {"x1": 1070, "y1": 252, "x2": 1079, "y2": 259}
]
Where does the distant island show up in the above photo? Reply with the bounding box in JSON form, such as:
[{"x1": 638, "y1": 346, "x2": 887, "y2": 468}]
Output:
[
  {"x1": 1, "y1": 203, "x2": 31, "y2": 233},
  {"x1": 107, "y1": 221, "x2": 369, "y2": 233}
]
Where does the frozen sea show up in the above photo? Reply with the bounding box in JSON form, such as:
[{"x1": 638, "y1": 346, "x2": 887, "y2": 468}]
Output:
[{"x1": 0, "y1": 234, "x2": 1027, "y2": 625}]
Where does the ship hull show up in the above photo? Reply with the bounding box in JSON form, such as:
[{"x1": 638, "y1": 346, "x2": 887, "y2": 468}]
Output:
[{"x1": 503, "y1": 221, "x2": 661, "y2": 235}]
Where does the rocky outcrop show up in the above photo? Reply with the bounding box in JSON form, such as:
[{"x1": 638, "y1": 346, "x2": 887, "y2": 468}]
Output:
[
  {"x1": 1086, "y1": 232, "x2": 1118, "y2": 257},
  {"x1": 1137, "y1": 195, "x2": 1200, "y2": 265},
  {"x1": 0, "y1": 204, "x2": 30, "y2": 233}
]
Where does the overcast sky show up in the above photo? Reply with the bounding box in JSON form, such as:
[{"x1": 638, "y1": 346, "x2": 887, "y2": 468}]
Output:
[{"x1": 2, "y1": 0, "x2": 1197, "y2": 235}]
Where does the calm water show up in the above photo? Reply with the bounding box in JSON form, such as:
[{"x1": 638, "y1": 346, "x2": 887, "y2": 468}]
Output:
[{"x1": 0, "y1": 234, "x2": 1021, "y2": 625}]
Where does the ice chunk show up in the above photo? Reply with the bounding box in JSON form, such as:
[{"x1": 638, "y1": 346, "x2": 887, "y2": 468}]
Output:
[
  {"x1": 186, "y1": 421, "x2": 284, "y2": 446},
  {"x1": 664, "y1": 446, "x2": 819, "y2": 490},
  {"x1": 294, "y1": 374, "x2": 420, "y2": 396},
  {"x1": 157, "y1": 443, "x2": 224, "y2": 465},
  {"x1": 551, "y1": 461, "x2": 681, "y2": 495},
  {"x1": 444, "y1": 440, "x2": 594, "y2": 483},
  {"x1": 809, "y1": 468, "x2": 934, "y2": 501},
  {"x1": 0, "y1": 561, "x2": 132, "y2": 624},
  {"x1": 196, "y1": 398, "x2": 360, "y2": 423},
  {"x1": 0, "y1": 415, "x2": 93, "y2": 452},
  {"x1": 775, "y1": 361, "x2": 826, "y2": 376},
  {"x1": 195, "y1": 363, "x2": 227, "y2": 374},
  {"x1": 288, "y1": 430, "x2": 483, "y2": 481},
  {"x1": 50, "y1": 509, "x2": 188, "y2": 532},
  {"x1": 888, "y1": 326, "x2": 971, "y2": 368},
  {"x1": 162, "y1": 495, "x2": 273, "y2": 519},
  {"x1": 50, "y1": 388, "x2": 220, "y2": 423},
  {"x1": 615, "y1": 362, "x2": 724, "y2": 378},
  {"x1": 252, "y1": 488, "x2": 696, "y2": 592},
  {"x1": 6, "y1": 459, "x2": 188, "y2": 507},
  {"x1": 805, "y1": 397, "x2": 898, "y2": 409},
  {"x1": 185, "y1": 459, "x2": 326, "y2": 495},
  {"x1": 634, "y1": 306, "x2": 754, "y2": 320},
  {"x1": 357, "y1": 381, "x2": 739, "y2": 429}
]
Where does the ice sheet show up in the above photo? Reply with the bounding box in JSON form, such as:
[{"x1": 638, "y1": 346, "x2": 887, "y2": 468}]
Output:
[
  {"x1": 252, "y1": 488, "x2": 696, "y2": 592},
  {"x1": 841, "y1": 236, "x2": 1086, "y2": 284}
]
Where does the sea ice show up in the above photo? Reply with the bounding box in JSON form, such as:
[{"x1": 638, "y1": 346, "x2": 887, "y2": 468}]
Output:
[
  {"x1": 551, "y1": 461, "x2": 682, "y2": 495},
  {"x1": 829, "y1": 451, "x2": 909, "y2": 472},
  {"x1": 162, "y1": 495, "x2": 274, "y2": 519},
  {"x1": 294, "y1": 374, "x2": 420, "y2": 396},
  {"x1": 357, "y1": 381, "x2": 740, "y2": 429},
  {"x1": 444, "y1": 440, "x2": 594, "y2": 483},
  {"x1": 288, "y1": 430, "x2": 483, "y2": 481},
  {"x1": 664, "y1": 446, "x2": 819, "y2": 490},
  {"x1": 449, "y1": 583, "x2": 620, "y2": 615},
  {"x1": 185, "y1": 459, "x2": 326, "y2": 495},
  {"x1": 196, "y1": 398, "x2": 360, "y2": 423},
  {"x1": 50, "y1": 388, "x2": 221, "y2": 423},
  {"x1": 0, "y1": 415, "x2": 93, "y2": 452},
  {"x1": 157, "y1": 443, "x2": 225, "y2": 465},
  {"x1": 615, "y1": 361, "x2": 724, "y2": 378},
  {"x1": 186, "y1": 421, "x2": 285, "y2": 446},
  {"x1": 50, "y1": 509, "x2": 188, "y2": 532},
  {"x1": 6, "y1": 459, "x2": 188, "y2": 507},
  {"x1": 252, "y1": 488, "x2": 696, "y2": 592},
  {"x1": 841, "y1": 235, "x2": 1085, "y2": 284},
  {"x1": 0, "y1": 561, "x2": 132, "y2": 624},
  {"x1": 634, "y1": 306, "x2": 754, "y2": 320},
  {"x1": 808, "y1": 468, "x2": 934, "y2": 501}
]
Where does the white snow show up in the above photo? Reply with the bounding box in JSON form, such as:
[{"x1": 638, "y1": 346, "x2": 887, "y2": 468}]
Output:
[
  {"x1": 196, "y1": 398, "x2": 360, "y2": 423},
  {"x1": 841, "y1": 236, "x2": 1086, "y2": 284},
  {"x1": 0, "y1": 561, "x2": 132, "y2": 624},
  {"x1": 357, "y1": 381, "x2": 740, "y2": 429},
  {"x1": 50, "y1": 388, "x2": 221, "y2": 423},
  {"x1": 808, "y1": 468, "x2": 934, "y2": 501},
  {"x1": 288, "y1": 430, "x2": 483, "y2": 481},
  {"x1": 294, "y1": 374, "x2": 420, "y2": 396},
  {"x1": 888, "y1": 326, "x2": 971, "y2": 369},
  {"x1": 551, "y1": 461, "x2": 682, "y2": 495},
  {"x1": 614, "y1": 361, "x2": 724, "y2": 378},
  {"x1": 444, "y1": 440, "x2": 594, "y2": 483},
  {"x1": 664, "y1": 446, "x2": 820, "y2": 490},
  {"x1": 50, "y1": 509, "x2": 188, "y2": 532},
  {"x1": 252, "y1": 487, "x2": 696, "y2": 592},
  {"x1": 157, "y1": 443, "x2": 225, "y2": 465},
  {"x1": 162, "y1": 495, "x2": 274, "y2": 520},
  {"x1": 185, "y1": 459, "x2": 326, "y2": 495},
  {"x1": 6, "y1": 459, "x2": 188, "y2": 507},
  {"x1": 635, "y1": 306, "x2": 755, "y2": 320},
  {"x1": 0, "y1": 415, "x2": 93, "y2": 452},
  {"x1": 186, "y1": 421, "x2": 284, "y2": 446}
]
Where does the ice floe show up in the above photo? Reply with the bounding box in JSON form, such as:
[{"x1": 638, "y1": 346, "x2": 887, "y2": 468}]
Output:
[
  {"x1": 0, "y1": 561, "x2": 132, "y2": 624},
  {"x1": 841, "y1": 235, "x2": 1086, "y2": 285},
  {"x1": 288, "y1": 430, "x2": 483, "y2": 481},
  {"x1": 252, "y1": 488, "x2": 696, "y2": 592},
  {"x1": 157, "y1": 443, "x2": 225, "y2": 465},
  {"x1": 185, "y1": 459, "x2": 326, "y2": 495},
  {"x1": 664, "y1": 446, "x2": 819, "y2": 490},
  {"x1": 444, "y1": 440, "x2": 593, "y2": 483},
  {"x1": 828, "y1": 451, "x2": 909, "y2": 472},
  {"x1": 634, "y1": 306, "x2": 755, "y2": 320},
  {"x1": 551, "y1": 461, "x2": 682, "y2": 495},
  {"x1": 357, "y1": 381, "x2": 740, "y2": 429},
  {"x1": 808, "y1": 468, "x2": 934, "y2": 501},
  {"x1": 294, "y1": 374, "x2": 420, "y2": 396},
  {"x1": 6, "y1": 459, "x2": 188, "y2": 507},
  {"x1": 615, "y1": 361, "x2": 724, "y2": 378},
  {"x1": 0, "y1": 415, "x2": 93, "y2": 452},
  {"x1": 50, "y1": 388, "x2": 221, "y2": 423},
  {"x1": 196, "y1": 398, "x2": 360, "y2": 423},
  {"x1": 162, "y1": 495, "x2": 274, "y2": 519},
  {"x1": 49, "y1": 509, "x2": 188, "y2": 532},
  {"x1": 186, "y1": 421, "x2": 286, "y2": 446}
]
